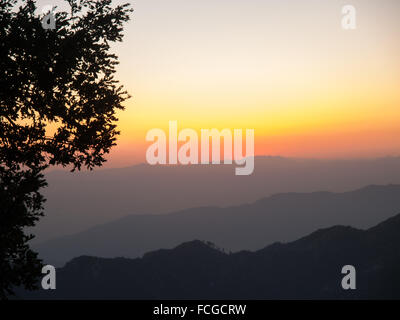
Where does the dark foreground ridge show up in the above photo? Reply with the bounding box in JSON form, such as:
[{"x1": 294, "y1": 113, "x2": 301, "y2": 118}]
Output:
[
  {"x1": 36, "y1": 184, "x2": 400, "y2": 266},
  {"x1": 20, "y1": 213, "x2": 400, "y2": 299}
]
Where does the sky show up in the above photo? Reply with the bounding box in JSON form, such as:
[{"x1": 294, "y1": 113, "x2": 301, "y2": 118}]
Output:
[{"x1": 37, "y1": 0, "x2": 400, "y2": 167}]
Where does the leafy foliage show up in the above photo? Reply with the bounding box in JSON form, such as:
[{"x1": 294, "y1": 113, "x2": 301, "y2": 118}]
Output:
[{"x1": 0, "y1": 0, "x2": 132, "y2": 298}]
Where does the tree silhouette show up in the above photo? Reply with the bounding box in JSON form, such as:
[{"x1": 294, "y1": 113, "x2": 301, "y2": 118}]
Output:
[{"x1": 0, "y1": 0, "x2": 132, "y2": 298}]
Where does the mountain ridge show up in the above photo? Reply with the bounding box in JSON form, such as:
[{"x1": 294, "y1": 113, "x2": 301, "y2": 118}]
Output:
[
  {"x1": 35, "y1": 184, "x2": 400, "y2": 266},
  {"x1": 22, "y1": 212, "x2": 400, "y2": 299},
  {"x1": 35, "y1": 156, "x2": 400, "y2": 242}
]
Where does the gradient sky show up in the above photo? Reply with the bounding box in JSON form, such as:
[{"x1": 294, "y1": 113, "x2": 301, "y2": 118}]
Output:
[{"x1": 38, "y1": 0, "x2": 400, "y2": 167}]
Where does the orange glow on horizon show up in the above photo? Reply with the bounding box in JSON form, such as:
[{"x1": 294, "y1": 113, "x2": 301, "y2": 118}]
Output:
[{"x1": 75, "y1": 0, "x2": 400, "y2": 167}]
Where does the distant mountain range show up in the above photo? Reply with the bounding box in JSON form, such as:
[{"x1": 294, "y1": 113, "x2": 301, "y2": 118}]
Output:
[
  {"x1": 22, "y1": 212, "x2": 400, "y2": 299},
  {"x1": 35, "y1": 184, "x2": 400, "y2": 266},
  {"x1": 35, "y1": 156, "x2": 400, "y2": 242}
]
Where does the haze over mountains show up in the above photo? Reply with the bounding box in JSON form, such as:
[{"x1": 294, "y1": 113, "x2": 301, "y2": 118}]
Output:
[
  {"x1": 24, "y1": 156, "x2": 400, "y2": 299},
  {"x1": 35, "y1": 184, "x2": 400, "y2": 266},
  {"x1": 35, "y1": 156, "x2": 400, "y2": 242},
  {"x1": 23, "y1": 213, "x2": 400, "y2": 299}
]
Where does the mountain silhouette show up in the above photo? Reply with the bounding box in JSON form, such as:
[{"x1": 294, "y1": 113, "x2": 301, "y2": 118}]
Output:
[
  {"x1": 21, "y1": 212, "x2": 400, "y2": 299},
  {"x1": 35, "y1": 156, "x2": 400, "y2": 242},
  {"x1": 35, "y1": 184, "x2": 400, "y2": 266}
]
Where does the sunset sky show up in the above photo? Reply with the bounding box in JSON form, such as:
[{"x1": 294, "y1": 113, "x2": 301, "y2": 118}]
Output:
[{"x1": 39, "y1": 0, "x2": 400, "y2": 167}]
